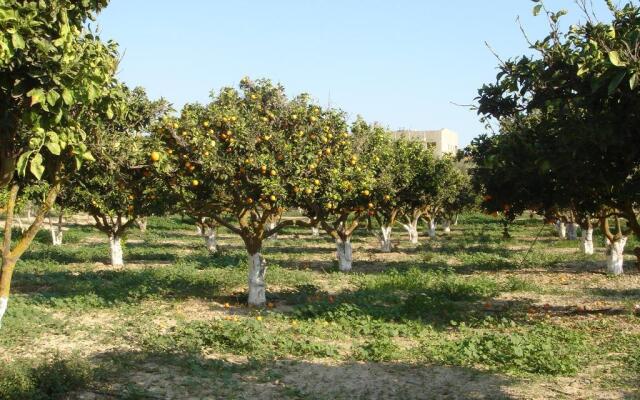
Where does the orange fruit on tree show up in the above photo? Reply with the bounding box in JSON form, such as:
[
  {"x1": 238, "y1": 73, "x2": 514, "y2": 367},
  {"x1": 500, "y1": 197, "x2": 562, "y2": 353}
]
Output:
[{"x1": 150, "y1": 151, "x2": 161, "y2": 162}]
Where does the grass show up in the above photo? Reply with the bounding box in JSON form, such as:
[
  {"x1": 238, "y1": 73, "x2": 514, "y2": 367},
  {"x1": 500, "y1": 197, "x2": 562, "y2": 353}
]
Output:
[{"x1": 0, "y1": 213, "x2": 639, "y2": 399}]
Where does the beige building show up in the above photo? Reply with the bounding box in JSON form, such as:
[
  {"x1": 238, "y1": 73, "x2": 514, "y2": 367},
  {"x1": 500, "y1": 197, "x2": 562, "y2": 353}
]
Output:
[{"x1": 392, "y1": 128, "x2": 459, "y2": 157}]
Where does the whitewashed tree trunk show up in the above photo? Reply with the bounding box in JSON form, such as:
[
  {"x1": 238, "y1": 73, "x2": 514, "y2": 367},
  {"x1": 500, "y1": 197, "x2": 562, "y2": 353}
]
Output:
[
  {"x1": 311, "y1": 227, "x2": 320, "y2": 237},
  {"x1": 0, "y1": 297, "x2": 7, "y2": 328},
  {"x1": 268, "y1": 222, "x2": 278, "y2": 240},
  {"x1": 581, "y1": 228, "x2": 594, "y2": 255},
  {"x1": 50, "y1": 225, "x2": 63, "y2": 246},
  {"x1": 109, "y1": 234, "x2": 124, "y2": 267},
  {"x1": 453, "y1": 215, "x2": 459, "y2": 226},
  {"x1": 336, "y1": 238, "x2": 353, "y2": 272},
  {"x1": 137, "y1": 218, "x2": 148, "y2": 233},
  {"x1": 248, "y1": 253, "x2": 267, "y2": 306},
  {"x1": 566, "y1": 223, "x2": 578, "y2": 241},
  {"x1": 428, "y1": 220, "x2": 436, "y2": 238},
  {"x1": 606, "y1": 237, "x2": 627, "y2": 275},
  {"x1": 443, "y1": 220, "x2": 451, "y2": 234},
  {"x1": 379, "y1": 226, "x2": 392, "y2": 252},
  {"x1": 204, "y1": 228, "x2": 218, "y2": 253},
  {"x1": 402, "y1": 222, "x2": 419, "y2": 244},
  {"x1": 556, "y1": 221, "x2": 567, "y2": 239},
  {"x1": 196, "y1": 225, "x2": 203, "y2": 235}
]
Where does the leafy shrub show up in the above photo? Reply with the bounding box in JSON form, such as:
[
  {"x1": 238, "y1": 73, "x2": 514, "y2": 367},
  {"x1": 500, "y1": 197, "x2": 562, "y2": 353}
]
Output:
[
  {"x1": 424, "y1": 323, "x2": 586, "y2": 375},
  {"x1": 353, "y1": 337, "x2": 400, "y2": 362},
  {"x1": 0, "y1": 354, "x2": 93, "y2": 400},
  {"x1": 143, "y1": 319, "x2": 338, "y2": 359}
]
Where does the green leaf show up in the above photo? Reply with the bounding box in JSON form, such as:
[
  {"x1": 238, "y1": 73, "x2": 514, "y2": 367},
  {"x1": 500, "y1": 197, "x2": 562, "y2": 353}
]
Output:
[
  {"x1": 533, "y1": 4, "x2": 543, "y2": 16},
  {"x1": 61, "y1": 88, "x2": 74, "y2": 105},
  {"x1": 82, "y1": 151, "x2": 95, "y2": 162},
  {"x1": 11, "y1": 33, "x2": 25, "y2": 49},
  {"x1": 46, "y1": 90, "x2": 60, "y2": 106},
  {"x1": 630, "y1": 73, "x2": 638, "y2": 90},
  {"x1": 27, "y1": 88, "x2": 46, "y2": 106},
  {"x1": 608, "y1": 51, "x2": 625, "y2": 67},
  {"x1": 608, "y1": 71, "x2": 627, "y2": 95},
  {"x1": 30, "y1": 153, "x2": 45, "y2": 180},
  {"x1": 16, "y1": 151, "x2": 33, "y2": 177},
  {"x1": 46, "y1": 142, "x2": 61, "y2": 155}
]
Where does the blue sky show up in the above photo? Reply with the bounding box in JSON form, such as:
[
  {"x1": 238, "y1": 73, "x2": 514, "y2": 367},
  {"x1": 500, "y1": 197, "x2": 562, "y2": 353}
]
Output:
[{"x1": 95, "y1": 1, "x2": 613, "y2": 146}]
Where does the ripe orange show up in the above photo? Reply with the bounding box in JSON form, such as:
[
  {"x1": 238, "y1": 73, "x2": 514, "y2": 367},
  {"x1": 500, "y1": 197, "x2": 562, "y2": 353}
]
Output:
[
  {"x1": 192, "y1": 179, "x2": 200, "y2": 187},
  {"x1": 150, "y1": 151, "x2": 161, "y2": 162}
]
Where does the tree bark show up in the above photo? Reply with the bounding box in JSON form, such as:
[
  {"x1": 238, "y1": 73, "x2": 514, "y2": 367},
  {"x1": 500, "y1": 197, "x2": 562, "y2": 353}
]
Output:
[
  {"x1": 0, "y1": 258, "x2": 16, "y2": 328},
  {"x1": 581, "y1": 227, "x2": 594, "y2": 255},
  {"x1": 442, "y1": 220, "x2": 451, "y2": 234},
  {"x1": 428, "y1": 219, "x2": 436, "y2": 238},
  {"x1": 556, "y1": 221, "x2": 567, "y2": 239},
  {"x1": 137, "y1": 217, "x2": 148, "y2": 233},
  {"x1": 311, "y1": 227, "x2": 320, "y2": 237},
  {"x1": 247, "y1": 252, "x2": 267, "y2": 306},
  {"x1": 203, "y1": 227, "x2": 218, "y2": 253},
  {"x1": 606, "y1": 237, "x2": 627, "y2": 276},
  {"x1": 109, "y1": 234, "x2": 124, "y2": 267},
  {"x1": 336, "y1": 238, "x2": 353, "y2": 272},
  {"x1": 379, "y1": 226, "x2": 392, "y2": 252},
  {"x1": 401, "y1": 219, "x2": 419, "y2": 244},
  {"x1": 566, "y1": 223, "x2": 578, "y2": 241}
]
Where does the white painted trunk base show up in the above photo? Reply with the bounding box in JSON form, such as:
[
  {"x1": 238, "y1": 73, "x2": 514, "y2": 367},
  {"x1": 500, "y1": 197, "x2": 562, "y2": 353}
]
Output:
[
  {"x1": 606, "y1": 237, "x2": 627, "y2": 276},
  {"x1": 402, "y1": 222, "x2": 419, "y2": 244},
  {"x1": 443, "y1": 221, "x2": 451, "y2": 234},
  {"x1": 311, "y1": 227, "x2": 320, "y2": 237},
  {"x1": 428, "y1": 221, "x2": 436, "y2": 238},
  {"x1": 581, "y1": 228, "x2": 594, "y2": 255},
  {"x1": 204, "y1": 229, "x2": 218, "y2": 253},
  {"x1": 137, "y1": 218, "x2": 148, "y2": 233},
  {"x1": 50, "y1": 226, "x2": 63, "y2": 246},
  {"x1": 269, "y1": 222, "x2": 278, "y2": 240},
  {"x1": 248, "y1": 253, "x2": 267, "y2": 306},
  {"x1": 109, "y1": 235, "x2": 124, "y2": 267},
  {"x1": 336, "y1": 239, "x2": 353, "y2": 272},
  {"x1": 556, "y1": 221, "x2": 567, "y2": 239},
  {"x1": 0, "y1": 297, "x2": 7, "y2": 328},
  {"x1": 566, "y1": 223, "x2": 579, "y2": 241},
  {"x1": 379, "y1": 226, "x2": 392, "y2": 252}
]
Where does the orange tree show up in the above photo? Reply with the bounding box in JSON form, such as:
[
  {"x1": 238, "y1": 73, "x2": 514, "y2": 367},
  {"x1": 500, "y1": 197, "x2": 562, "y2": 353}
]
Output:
[
  {"x1": 290, "y1": 117, "x2": 378, "y2": 271},
  {"x1": 60, "y1": 87, "x2": 172, "y2": 267},
  {"x1": 153, "y1": 78, "x2": 330, "y2": 305},
  {"x1": 366, "y1": 135, "x2": 426, "y2": 251},
  {"x1": 0, "y1": 1, "x2": 119, "y2": 327}
]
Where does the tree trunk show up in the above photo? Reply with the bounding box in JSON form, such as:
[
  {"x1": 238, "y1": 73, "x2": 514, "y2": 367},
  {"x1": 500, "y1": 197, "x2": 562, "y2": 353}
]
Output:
[
  {"x1": 137, "y1": 217, "x2": 148, "y2": 233},
  {"x1": 606, "y1": 237, "x2": 627, "y2": 275},
  {"x1": 402, "y1": 220, "x2": 419, "y2": 244},
  {"x1": 50, "y1": 225, "x2": 63, "y2": 246},
  {"x1": 379, "y1": 226, "x2": 392, "y2": 252},
  {"x1": 268, "y1": 222, "x2": 278, "y2": 240},
  {"x1": 0, "y1": 258, "x2": 16, "y2": 328},
  {"x1": 311, "y1": 227, "x2": 320, "y2": 237},
  {"x1": 556, "y1": 221, "x2": 567, "y2": 239},
  {"x1": 336, "y1": 238, "x2": 353, "y2": 272},
  {"x1": 109, "y1": 234, "x2": 124, "y2": 267},
  {"x1": 443, "y1": 220, "x2": 451, "y2": 234},
  {"x1": 453, "y1": 215, "x2": 459, "y2": 226},
  {"x1": 428, "y1": 220, "x2": 436, "y2": 238},
  {"x1": 247, "y1": 252, "x2": 267, "y2": 306},
  {"x1": 204, "y1": 227, "x2": 218, "y2": 253},
  {"x1": 50, "y1": 213, "x2": 64, "y2": 246},
  {"x1": 581, "y1": 227, "x2": 594, "y2": 255},
  {"x1": 566, "y1": 223, "x2": 578, "y2": 241}
]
